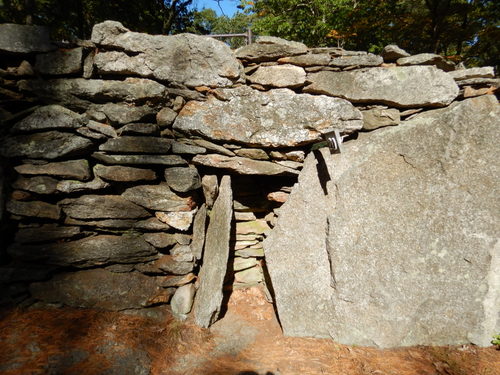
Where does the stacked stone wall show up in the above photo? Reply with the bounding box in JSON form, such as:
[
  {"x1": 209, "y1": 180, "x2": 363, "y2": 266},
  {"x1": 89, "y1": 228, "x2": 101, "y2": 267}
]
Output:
[{"x1": 0, "y1": 21, "x2": 498, "y2": 344}]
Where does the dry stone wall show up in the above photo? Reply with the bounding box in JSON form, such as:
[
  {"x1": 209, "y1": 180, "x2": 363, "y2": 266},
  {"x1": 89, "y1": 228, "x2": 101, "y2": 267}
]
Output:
[{"x1": 0, "y1": 21, "x2": 498, "y2": 347}]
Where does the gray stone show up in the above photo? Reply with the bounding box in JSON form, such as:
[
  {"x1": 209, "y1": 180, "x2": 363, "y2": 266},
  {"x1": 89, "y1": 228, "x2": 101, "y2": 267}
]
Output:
[
  {"x1": 35, "y1": 48, "x2": 82, "y2": 75},
  {"x1": 234, "y1": 257, "x2": 259, "y2": 271},
  {"x1": 136, "y1": 255, "x2": 194, "y2": 275},
  {"x1": 133, "y1": 218, "x2": 171, "y2": 231},
  {"x1": 143, "y1": 233, "x2": 177, "y2": 249},
  {"x1": 455, "y1": 77, "x2": 500, "y2": 87},
  {"x1": 18, "y1": 78, "x2": 167, "y2": 108},
  {"x1": 14, "y1": 224, "x2": 81, "y2": 244},
  {"x1": 397, "y1": 53, "x2": 455, "y2": 71},
  {"x1": 362, "y1": 108, "x2": 401, "y2": 130},
  {"x1": 156, "y1": 107, "x2": 178, "y2": 127},
  {"x1": 77, "y1": 127, "x2": 107, "y2": 140},
  {"x1": 56, "y1": 175, "x2": 110, "y2": 193},
  {"x1": 304, "y1": 66, "x2": 459, "y2": 108},
  {"x1": 122, "y1": 184, "x2": 195, "y2": 211},
  {"x1": 159, "y1": 273, "x2": 196, "y2": 287},
  {"x1": 235, "y1": 248, "x2": 264, "y2": 258},
  {"x1": 171, "y1": 245, "x2": 194, "y2": 262},
  {"x1": 448, "y1": 67, "x2": 495, "y2": 81},
  {"x1": 171, "y1": 283, "x2": 196, "y2": 320},
  {"x1": 65, "y1": 218, "x2": 137, "y2": 229},
  {"x1": 234, "y1": 266, "x2": 262, "y2": 285},
  {"x1": 171, "y1": 141, "x2": 206, "y2": 155},
  {"x1": 191, "y1": 204, "x2": 207, "y2": 260},
  {"x1": 190, "y1": 139, "x2": 235, "y2": 156},
  {"x1": 0, "y1": 131, "x2": 94, "y2": 159},
  {"x1": 174, "y1": 86, "x2": 362, "y2": 147},
  {"x1": 236, "y1": 36, "x2": 308, "y2": 62},
  {"x1": 99, "y1": 136, "x2": 172, "y2": 153},
  {"x1": 9, "y1": 234, "x2": 157, "y2": 267},
  {"x1": 91, "y1": 21, "x2": 241, "y2": 87},
  {"x1": 164, "y1": 166, "x2": 201, "y2": 192},
  {"x1": 87, "y1": 103, "x2": 156, "y2": 125},
  {"x1": 87, "y1": 121, "x2": 118, "y2": 138},
  {"x1": 117, "y1": 123, "x2": 159, "y2": 136},
  {"x1": 236, "y1": 220, "x2": 270, "y2": 235},
  {"x1": 12, "y1": 176, "x2": 58, "y2": 195},
  {"x1": 278, "y1": 54, "x2": 331, "y2": 67},
  {"x1": 92, "y1": 152, "x2": 187, "y2": 166},
  {"x1": 0, "y1": 24, "x2": 55, "y2": 54},
  {"x1": 6, "y1": 200, "x2": 60, "y2": 220},
  {"x1": 193, "y1": 154, "x2": 298, "y2": 176},
  {"x1": 60, "y1": 195, "x2": 150, "y2": 219},
  {"x1": 30, "y1": 269, "x2": 165, "y2": 310},
  {"x1": 381, "y1": 45, "x2": 410, "y2": 62},
  {"x1": 202, "y1": 175, "x2": 218, "y2": 208},
  {"x1": 193, "y1": 176, "x2": 232, "y2": 328},
  {"x1": 234, "y1": 148, "x2": 269, "y2": 160},
  {"x1": 329, "y1": 53, "x2": 383, "y2": 67},
  {"x1": 155, "y1": 210, "x2": 196, "y2": 231},
  {"x1": 11, "y1": 105, "x2": 84, "y2": 133},
  {"x1": 264, "y1": 95, "x2": 500, "y2": 347},
  {"x1": 248, "y1": 64, "x2": 306, "y2": 88},
  {"x1": 95, "y1": 164, "x2": 156, "y2": 182},
  {"x1": 14, "y1": 159, "x2": 91, "y2": 180}
]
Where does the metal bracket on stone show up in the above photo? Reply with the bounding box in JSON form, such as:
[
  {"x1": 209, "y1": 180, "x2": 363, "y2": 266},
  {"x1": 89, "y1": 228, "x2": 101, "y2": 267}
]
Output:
[{"x1": 322, "y1": 129, "x2": 345, "y2": 153}]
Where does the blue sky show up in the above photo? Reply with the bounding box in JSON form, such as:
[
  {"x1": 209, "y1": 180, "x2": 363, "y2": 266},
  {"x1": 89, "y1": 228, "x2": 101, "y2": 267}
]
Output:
[{"x1": 194, "y1": 0, "x2": 240, "y2": 17}]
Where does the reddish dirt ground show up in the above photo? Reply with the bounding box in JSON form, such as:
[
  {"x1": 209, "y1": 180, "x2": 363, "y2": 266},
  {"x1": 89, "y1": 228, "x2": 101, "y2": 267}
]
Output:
[{"x1": 1, "y1": 286, "x2": 499, "y2": 375}]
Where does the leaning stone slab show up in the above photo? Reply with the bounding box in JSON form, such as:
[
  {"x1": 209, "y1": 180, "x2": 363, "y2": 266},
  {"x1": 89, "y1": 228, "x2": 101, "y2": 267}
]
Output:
[
  {"x1": 18, "y1": 78, "x2": 167, "y2": 108},
  {"x1": 9, "y1": 235, "x2": 157, "y2": 267},
  {"x1": 193, "y1": 154, "x2": 298, "y2": 176},
  {"x1": 92, "y1": 152, "x2": 187, "y2": 166},
  {"x1": 99, "y1": 136, "x2": 172, "y2": 153},
  {"x1": 193, "y1": 175, "x2": 232, "y2": 328},
  {"x1": 174, "y1": 86, "x2": 362, "y2": 147},
  {"x1": 6, "y1": 200, "x2": 60, "y2": 220},
  {"x1": 60, "y1": 195, "x2": 150, "y2": 219},
  {"x1": 264, "y1": 95, "x2": 500, "y2": 348},
  {"x1": 0, "y1": 131, "x2": 94, "y2": 159},
  {"x1": 248, "y1": 64, "x2": 306, "y2": 88},
  {"x1": 11, "y1": 105, "x2": 84, "y2": 133},
  {"x1": 0, "y1": 24, "x2": 55, "y2": 54},
  {"x1": 15, "y1": 160, "x2": 91, "y2": 180},
  {"x1": 30, "y1": 269, "x2": 165, "y2": 310},
  {"x1": 94, "y1": 164, "x2": 156, "y2": 182},
  {"x1": 304, "y1": 66, "x2": 459, "y2": 108},
  {"x1": 35, "y1": 47, "x2": 83, "y2": 75},
  {"x1": 236, "y1": 36, "x2": 308, "y2": 62},
  {"x1": 91, "y1": 21, "x2": 241, "y2": 87},
  {"x1": 122, "y1": 184, "x2": 195, "y2": 211},
  {"x1": 191, "y1": 204, "x2": 207, "y2": 260}
]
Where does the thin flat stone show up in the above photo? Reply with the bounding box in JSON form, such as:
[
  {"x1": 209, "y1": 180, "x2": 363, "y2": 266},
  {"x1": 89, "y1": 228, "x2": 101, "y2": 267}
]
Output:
[
  {"x1": 60, "y1": 195, "x2": 150, "y2": 219},
  {"x1": 92, "y1": 152, "x2": 187, "y2": 166},
  {"x1": 14, "y1": 160, "x2": 91, "y2": 180},
  {"x1": 122, "y1": 184, "x2": 195, "y2": 212}
]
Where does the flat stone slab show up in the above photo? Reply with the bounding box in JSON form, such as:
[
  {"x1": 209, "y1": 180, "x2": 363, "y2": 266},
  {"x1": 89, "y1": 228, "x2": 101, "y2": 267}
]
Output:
[
  {"x1": 30, "y1": 269, "x2": 165, "y2": 310},
  {"x1": 19, "y1": 78, "x2": 167, "y2": 108},
  {"x1": 91, "y1": 21, "x2": 241, "y2": 88},
  {"x1": 193, "y1": 176, "x2": 232, "y2": 328},
  {"x1": 236, "y1": 36, "x2": 308, "y2": 62},
  {"x1": 99, "y1": 136, "x2": 172, "y2": 153},
  {"x1": 11, "y1": 105, "x2": 84, "y2": 133},
  {"x1": 174, "y1": 86, "x2": 362, "y2": 147},
  {"x1": 0, "y1": 24, "x2": 55, "y2": 54},
  {"x1": 7, "y1": 200, "x2": 60, "y2": 220},
  {"x1": 122, "y1": 184, "x2": 195, "y2": 211},
  {"x1": 94, "y1": 164, "x2": 156, "y2": 182},
  {"x1": 60, "y1": 195, "x2": 150, "y2": 219},
  {"x1": 248, "y1": 64, "x2": 306, "y2": 88},
  {"x1": 14, "y1": 224, "x2": 81, "y2": 244},
  {"x1": 263, "y1": 95, "x2": 500, "y2": 348},
  {"x1": 13, "y1": 176, "x2": 59, "y2": 195},
  {"x1": 192, "y1": 154, "x2": 298, "y2": 176},
  {"x1": 304, "y1": 66, "x2": 459, "y2": 108},
  {"x1": 9, "y1": 234, "x2": 158, "y2": 267},
  {"x1": 92, "y1": 152, "x2": 187, "y2": 166},
  {"x1": 15, "y1": 160, "x2": 91, "y2": 180},
  {"x1": 35, "y1": 47, "x2": 83, "y2": 75},
  {"x1": 0, "y1": 131, "x2": 94, "y2": 159}
]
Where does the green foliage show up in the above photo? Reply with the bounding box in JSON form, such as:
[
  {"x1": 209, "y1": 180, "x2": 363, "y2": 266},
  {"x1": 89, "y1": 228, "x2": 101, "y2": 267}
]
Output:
[
  {"x1": 492, "y1": 333, "x2": 500, "y2": 347},
  {"x1": 0, "y1": 0, "x2": 195, "y2": 39}
]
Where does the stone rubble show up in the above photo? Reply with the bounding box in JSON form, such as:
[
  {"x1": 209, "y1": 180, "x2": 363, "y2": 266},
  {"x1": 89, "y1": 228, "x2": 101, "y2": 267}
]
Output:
[{"x1": 0, "y1": 21, "x2": 497, "y2": 349}]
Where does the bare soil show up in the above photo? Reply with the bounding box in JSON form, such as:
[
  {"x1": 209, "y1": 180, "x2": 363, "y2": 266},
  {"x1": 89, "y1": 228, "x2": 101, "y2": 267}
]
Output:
[{"x1": 1, "y1": 286, "x2": 498, "y2": 375}]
